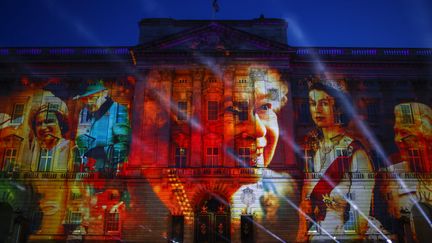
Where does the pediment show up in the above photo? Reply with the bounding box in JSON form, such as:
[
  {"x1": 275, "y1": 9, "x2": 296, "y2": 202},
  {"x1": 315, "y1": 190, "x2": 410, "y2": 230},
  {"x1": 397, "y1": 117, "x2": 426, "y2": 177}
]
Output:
[
  {"x1": 1, "y1": 134, "x2": 23, "y2": 147},
  {"x1": 140, "y1": 23, "x2": 291, "y2": 52}
]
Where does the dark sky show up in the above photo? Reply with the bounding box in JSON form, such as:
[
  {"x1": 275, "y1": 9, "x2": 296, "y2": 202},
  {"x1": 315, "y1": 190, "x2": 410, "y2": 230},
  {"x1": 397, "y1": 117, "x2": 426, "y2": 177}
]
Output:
[{"x1": 0, "y1": 0, "x2": 431, "y2": 48}]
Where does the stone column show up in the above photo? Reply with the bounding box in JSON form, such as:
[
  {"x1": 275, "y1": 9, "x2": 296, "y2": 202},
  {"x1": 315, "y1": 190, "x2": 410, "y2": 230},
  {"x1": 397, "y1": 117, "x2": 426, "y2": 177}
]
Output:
[
  {"x1": 157, "y1": 69, "x2": 174, "y2": 167},
  {"x1": 223, "y1": 66, "x2": 235, "y2": 167},
  {"x1": 190, "y1": 68, "x2": 205, "y2": 167},
  {"x1": 280, "y1": 70, "x2": 296, "y2": 168},
  {"x1": 128, "y1": 70, "x2": 148, "y2": 168}
]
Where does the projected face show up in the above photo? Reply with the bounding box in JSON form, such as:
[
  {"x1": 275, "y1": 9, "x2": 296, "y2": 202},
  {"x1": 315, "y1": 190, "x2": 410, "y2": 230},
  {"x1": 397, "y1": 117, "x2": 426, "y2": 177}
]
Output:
[
  {"x1": 35, "y1": 111, "x2": 62, "y2": 149},
  {"x1": 81, "y1": 91, "x2": 107, "y2": 113},
  {"x1": 227, "y1": 80, "x2": 284, "y2": 167},
  {"x1": 308, "y1": 89, "x2": 336, "y2": 128},
  {"x1": 394, "y1": 102, "x2": 432, "y2": 150}
]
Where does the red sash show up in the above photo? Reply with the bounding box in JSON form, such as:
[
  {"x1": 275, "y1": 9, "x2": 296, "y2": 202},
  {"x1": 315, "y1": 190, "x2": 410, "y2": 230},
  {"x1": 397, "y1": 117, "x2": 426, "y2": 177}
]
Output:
[{"x1": 309, "y1": 141, "x2": 362, "y2": 222}]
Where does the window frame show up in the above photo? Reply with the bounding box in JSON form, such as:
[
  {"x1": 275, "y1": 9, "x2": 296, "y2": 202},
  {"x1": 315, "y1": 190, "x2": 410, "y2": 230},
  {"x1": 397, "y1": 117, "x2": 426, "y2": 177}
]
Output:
[
  {"x1": 206, "y1": 147, "x2": 220, "y2": 167},
  {"x1": 116, "y1": 103, "x2": 128, "y2": 123},
  {"x1": 400, "y1": 103, "x2": 414, "y2": 125},
  {"x1": 366, "y1": 101, "x2": 380, "y2": 124},
  {"x1": 79, "y1": 107, "x2": 91, "y2": 124},
  {"x1": 175, "y1": 147, "x2": 187, "y2": 168},
  {"x1": 38, "y1": 148, "x2": 53, "y2": 172},
  {"x1": 2, "y1": 148, "x2": 17, "y2": 172},
  {"x1": 303, "y1": 149, "x2": 315, "y2": 172},
  {"x1": 105, "y1": 210, "x2": 120, "y2": 233},
  {"x1": 177, "y1": 101, "x2": 188, "y2": 121},
  {"x1": 408, "y1": 148, "x2": 423, "y2": 172},
  {"x1": 295, "y1": 99, "x2": 312, "y2": 125},
  {"x1": 234, "y1": 101, "x2": 248, "y2": 122},
  {"x1": 10, "y1": 103, "x2": 25, "y2": 125},
  {"x1": 67, "y1": 210, "x2": 82, "y2": 225},
  {"x1": 343, "y1": 192, "x2": 358, "y2": 233},
  {"x1": 207, "y1": 101, "x2": 219, "y2": 121},
  {"x1": 238, "y1": 147, "x2": 251, "y2": 167},
  {"x1": 335, "y1": 148, "x2": 350, "y2": 172}
]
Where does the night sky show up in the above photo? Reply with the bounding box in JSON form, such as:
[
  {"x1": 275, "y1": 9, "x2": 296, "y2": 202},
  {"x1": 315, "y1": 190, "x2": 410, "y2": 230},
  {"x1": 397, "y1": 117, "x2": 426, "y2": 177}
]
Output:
[{"x1": 0, "y1": 0, "x2": 431, "y2": 48}]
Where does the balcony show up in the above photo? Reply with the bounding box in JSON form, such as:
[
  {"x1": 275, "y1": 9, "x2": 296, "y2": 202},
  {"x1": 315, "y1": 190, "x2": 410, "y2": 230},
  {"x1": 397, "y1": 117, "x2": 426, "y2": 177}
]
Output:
[{"x1": 0, "y1": 170, "x2": 430, "y2": 180}]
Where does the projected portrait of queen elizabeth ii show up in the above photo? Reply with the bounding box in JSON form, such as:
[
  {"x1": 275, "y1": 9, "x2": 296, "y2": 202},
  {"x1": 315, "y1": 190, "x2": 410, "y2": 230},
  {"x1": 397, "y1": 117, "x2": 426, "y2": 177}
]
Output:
[{"x1": 229, "y1": 68, "x2": 298, "y2": 242}]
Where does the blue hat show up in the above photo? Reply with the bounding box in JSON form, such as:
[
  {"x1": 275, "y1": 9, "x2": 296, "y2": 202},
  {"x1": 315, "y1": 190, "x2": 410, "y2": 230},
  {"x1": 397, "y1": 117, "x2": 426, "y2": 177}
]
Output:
[{"x1": 73, "y1": 81, "x2": 107, "y2": 100}]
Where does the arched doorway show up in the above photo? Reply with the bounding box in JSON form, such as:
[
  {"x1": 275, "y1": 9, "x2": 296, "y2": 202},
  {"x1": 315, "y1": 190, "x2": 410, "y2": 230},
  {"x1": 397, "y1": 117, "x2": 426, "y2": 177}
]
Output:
[
  {"x1": 411, "y1": 202, "x2": 432, "y2": 243},
  {"x1": 195, "y1": 195, "x2": 230, "y2": 243},
  {"x1": 0, "y1": 203, "x2": 14, "y2": 242}
]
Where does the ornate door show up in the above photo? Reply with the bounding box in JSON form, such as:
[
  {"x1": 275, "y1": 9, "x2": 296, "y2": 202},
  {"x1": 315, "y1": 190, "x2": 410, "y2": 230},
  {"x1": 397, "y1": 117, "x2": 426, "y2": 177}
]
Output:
[{"x1": 196, "y1": 197, "x2": 230, "y2": 243}]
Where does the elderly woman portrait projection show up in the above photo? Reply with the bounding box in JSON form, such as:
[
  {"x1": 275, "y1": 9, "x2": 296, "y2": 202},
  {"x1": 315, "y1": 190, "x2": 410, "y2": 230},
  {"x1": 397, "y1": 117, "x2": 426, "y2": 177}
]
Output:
[
  {"x1": 132, "y1": 67, "x2": 298, "y2": 242},
  {"x1": 383, "y1": 102, "x2": 432, "y2": 243},
  {"x1": 74, "y1": 81, "x2": 131, "y2": 172},
  {"x1": 228, "y1": 68, "x2": 298, "y2": 242},
  {"x1": 29, "y1": 92, "x2": 71, "y2": 172},
  {"x1": 296, "y1": 79, "x2": 375, "y2": 241}
]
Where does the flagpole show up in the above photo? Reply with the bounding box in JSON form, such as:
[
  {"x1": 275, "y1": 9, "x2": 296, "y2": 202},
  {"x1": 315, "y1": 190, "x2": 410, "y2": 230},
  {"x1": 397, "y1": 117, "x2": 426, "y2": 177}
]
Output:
[{"x1": 212, "y1": 0, "x2": 219, "y2": 20}]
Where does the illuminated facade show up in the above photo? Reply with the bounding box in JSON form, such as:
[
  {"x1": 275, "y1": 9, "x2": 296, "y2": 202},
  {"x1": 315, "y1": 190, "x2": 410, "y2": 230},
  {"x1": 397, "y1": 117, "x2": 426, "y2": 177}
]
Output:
[{"x1": 0, "y1": 18, "x2": 431, "y2": 242}]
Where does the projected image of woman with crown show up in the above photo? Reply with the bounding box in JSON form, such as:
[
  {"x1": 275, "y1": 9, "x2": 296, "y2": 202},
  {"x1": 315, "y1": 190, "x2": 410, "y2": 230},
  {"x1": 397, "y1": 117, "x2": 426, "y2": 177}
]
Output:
[{"x1": 296, "y1": 78, "x2": 375, "y2": 241}]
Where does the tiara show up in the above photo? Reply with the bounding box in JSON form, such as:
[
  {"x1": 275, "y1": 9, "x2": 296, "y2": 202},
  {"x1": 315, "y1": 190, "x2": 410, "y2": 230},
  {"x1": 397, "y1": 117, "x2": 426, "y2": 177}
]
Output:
[{"x1": 307, "y1": 77, "x2": 348, "y2": 93}]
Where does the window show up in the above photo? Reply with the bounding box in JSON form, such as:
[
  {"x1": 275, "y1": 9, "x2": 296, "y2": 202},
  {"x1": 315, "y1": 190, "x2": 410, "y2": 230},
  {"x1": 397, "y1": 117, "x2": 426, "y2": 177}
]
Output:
[
  {"x1": 295, "y1": 101, "x2": 312, "y2": 124},
  {"x1": 238, "y1": 147, "x2": 251, "y2": 167},
  {"x1": 11, "y1": 103, "x2": 24, "y2": 124},
  {"x1": 31, "y1": 210, "x2": 43, "y2": 232},
  {"x1": 67, "y1": 211, "x2": 82, "y2": 225},
  {"x1": 73, "y1": 148, "x2": 83, "y2": 172},
  {"x1": 333, "y1": 105, "x2": 347, "y2": 125},
  {"x1": 2, "y1": 148, "x2": 17, "y2": 172},
  {"x1": 175, "y1": 147, "x2": 187, "y2": 168},
  {"x1": 303, "y1": 149, "x2": 315, "y2": 172},
  {"x1": 241, "y1": 215, "x2": 253, "y2": 242},
  {"x1": 370, "y1": 150, "x2": 383, "y2": 171},
  {"x1": 307, "y1": 218, "x2": 320, "y2": 234},
  {"x1": 177, "y1": 102, "x2": 188, "y2": 121},
  {"x1": 206, "y1": 147, "x2": 219, "y2": 167},
  {"x1": 71, "y1": 192, "x2": 82, "y2": 200},
  {"x1": 400, "y1": 104, "x2": 414, "y2": 124},
  {"x1": 47, "y1": 102, "x2": 60, "y2": 111},
  {"x1": 344, "y1": 210, "x2": 358, "y2": 232},
  {"x1": 343, "y1": 193, "x2": 358, "y2": 231},
  {"x1": 207, "y1": 101, "x2": 219, "y2": 121},
  {"x1": 344, "y1": 193, "x2": 358, "y2": 232},
  {"x1": 234, "y1": 101, "x2": 248, "y2": 121},
  {"x1": 366, "y1": 102, "x2": 379, "y2": 124},
  {"x1": 335, "y1": 148, "x2": 349, "y2": 172},
  {"x1": 293, "y1": 79, "x2": 307, "y2": 91},
  {"x1": 408, "y1": 148, "x2": 423, "y2": 172},
  {"x1": 238, "y1": 79, "x2": 248, "y2": 83},
  {"x1": 38, "y1": 149, "x2": 53, "y2": 171},
  {"x1": 112, "y1": 147, "x2": 127, "y2": 165},
  {"x1": 80, "y1": 107, "x2": 91, "y2": 124},
  {"x1": 171, "y1": 215, "x2": 184, "y2": 243},
  {"x1": 116, "y1": 104, "x2": 128, "y2": 123},
  {"x1": 105, "y1": 211, "x2": 120, "y2": 232},
  {"x1": 43, "y1": 103, "x2": 60, "y2": 121}
]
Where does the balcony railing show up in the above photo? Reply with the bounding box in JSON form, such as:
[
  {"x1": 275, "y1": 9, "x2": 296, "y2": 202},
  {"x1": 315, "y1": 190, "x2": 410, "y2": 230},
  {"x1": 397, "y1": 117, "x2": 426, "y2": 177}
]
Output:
[{"x1": 0, "y1": 170, "x2": 430, "y2": 180}]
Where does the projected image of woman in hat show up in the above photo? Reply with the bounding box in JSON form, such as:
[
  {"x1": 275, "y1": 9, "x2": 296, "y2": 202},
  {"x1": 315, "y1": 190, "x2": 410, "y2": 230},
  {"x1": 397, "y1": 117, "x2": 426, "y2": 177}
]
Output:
[{"x1": 74, "y1": 81, "x2": 131, "y2": 172}]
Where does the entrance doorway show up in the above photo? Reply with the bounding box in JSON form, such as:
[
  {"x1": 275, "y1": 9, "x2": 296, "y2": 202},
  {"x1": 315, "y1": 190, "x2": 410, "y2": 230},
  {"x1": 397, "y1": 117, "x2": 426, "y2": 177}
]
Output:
[
  {"x1": 0, "y1": 203, "x2": 13, "y2": 242},
  {"x1": 195, "y1": 196, "x2": 230, "y2": 243}
]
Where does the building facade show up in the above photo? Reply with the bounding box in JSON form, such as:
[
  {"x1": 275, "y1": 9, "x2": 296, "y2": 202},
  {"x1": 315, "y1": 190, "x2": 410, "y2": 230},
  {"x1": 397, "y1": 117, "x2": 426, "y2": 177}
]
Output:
[{"x1": 0, "y1": 18, "x2": 431, "y2": 242}]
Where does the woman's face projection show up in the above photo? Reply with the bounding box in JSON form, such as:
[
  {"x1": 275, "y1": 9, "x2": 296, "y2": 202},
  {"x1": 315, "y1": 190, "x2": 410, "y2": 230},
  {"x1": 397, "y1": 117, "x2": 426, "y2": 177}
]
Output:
[
  {"x1": 308, "y1": 89, "x2": 336, "y2": 128},
  {"x1": 35, "y1": 110, "x2": 62, "y2": 149},
  {"x1": 227, "y1": 80, "x2": 283, "y2": 167}
]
